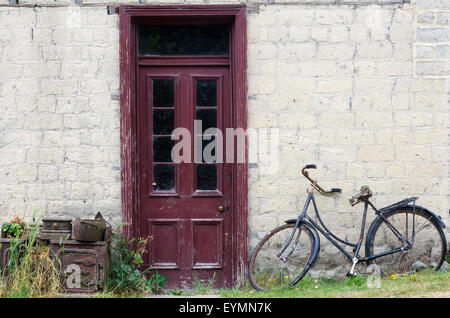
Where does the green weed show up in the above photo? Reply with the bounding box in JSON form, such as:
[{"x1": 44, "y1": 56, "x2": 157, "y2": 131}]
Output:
[{"x1": 105, "y1": 225, "x2": 166, "y2": 296}]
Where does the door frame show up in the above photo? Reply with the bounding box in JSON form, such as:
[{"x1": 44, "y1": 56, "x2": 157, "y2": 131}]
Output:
[{"x1": 119, "y1": 5, "x2": 248, "y2": 285}]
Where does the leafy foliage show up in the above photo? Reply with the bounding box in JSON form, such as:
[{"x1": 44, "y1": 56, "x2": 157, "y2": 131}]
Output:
[
  {"x1": 2, "y1": 216, "x2": 26, "y2": 238},
  {"x1": 106, "y1": 226, "x2": 166, "y2": 295}
]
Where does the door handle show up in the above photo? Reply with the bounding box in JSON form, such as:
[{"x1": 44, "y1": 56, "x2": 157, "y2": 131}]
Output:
[{"x1": 218, "y1": 205, "x2": 230, "y2": 213}]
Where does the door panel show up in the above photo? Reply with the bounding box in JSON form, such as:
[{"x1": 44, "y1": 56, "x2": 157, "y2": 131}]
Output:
[
  {"x1": 137, "y1": 65, "x2": 233, "y2": 288},
  {"x1": 191, "y1": 219, "x2": 223, "y2": 269},
  {"x1": 148, "y1": 219, "x2": 180, "y2": 269}
]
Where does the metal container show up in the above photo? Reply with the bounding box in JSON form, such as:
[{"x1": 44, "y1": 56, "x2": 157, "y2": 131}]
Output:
[
  {"x1": 0, "y1": 238, "x2": 12, "y2": 270},
  {"x1": 42, "y1": 218, "x2": 72, "y2": 232},
  {"x1": 49, "y1": 240, "x2": 109, "y2": 293},
  {"x1": 0, "y1": 238, "x2": 26, "y2": 270},
  {"x1": 39, "y1": 218, "x2": 72, "y2": 241},
  {"x1": 73, "y1": 218, "x2": 106, "y2": 242}
]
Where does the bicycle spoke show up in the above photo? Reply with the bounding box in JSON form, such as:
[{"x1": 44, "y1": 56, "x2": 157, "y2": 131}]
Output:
[
  {"x1": 410, "y1": 216, "x2": 433, "y2": 242},
  {"x1": 370, "y1": 209, "x2": 445, "y2": 276},
  {"x1": 268, "y1": 270, "x2": 278, "y2": 290},
  {"x1": 284, "y1": 230, "x2": 302, "y2": 259},
  {"x1": 284, "y1": 257, "x2": 307, "y2": 266},
  {"x1": 249, "y1": 224, "x2": 315, "y2": 291},
  {"x1": 395, "y1": 253, "x2": 408, "y2": 273}
]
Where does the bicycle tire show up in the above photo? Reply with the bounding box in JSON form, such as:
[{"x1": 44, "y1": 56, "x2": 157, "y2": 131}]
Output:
[
  {"x1": 365, "y1": 207, "x2": 447, "y2": 276},
  {"x1": 248, "y1": 223, "x2": 317, "y2": 291}
]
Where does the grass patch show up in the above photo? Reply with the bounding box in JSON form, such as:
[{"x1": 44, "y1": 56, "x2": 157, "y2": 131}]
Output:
[
  {"x1": 220, "y1": 270, "x2": 450, "y2": 298},
  {"x1": 0, "y1": 218, "x2": 61, "y2": 298},
  {"x1": 167, "y1": 273, "x2": 218, "y2": 297}
]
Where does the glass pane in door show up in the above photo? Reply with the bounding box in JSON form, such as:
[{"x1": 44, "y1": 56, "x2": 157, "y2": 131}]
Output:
[
  {"x1": 195, "y1": 79, "x2": 218, "y2": 191},
  {"x1": 152, "y1": 79, "x2": 175, "y2": 192}
]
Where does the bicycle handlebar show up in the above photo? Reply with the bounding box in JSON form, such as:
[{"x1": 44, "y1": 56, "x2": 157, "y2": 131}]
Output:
[{"x1": 301, "y1": 165, "x2": 342, "y2": 196}]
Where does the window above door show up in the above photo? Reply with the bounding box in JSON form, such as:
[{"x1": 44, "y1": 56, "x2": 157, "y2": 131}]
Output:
[{"x1": 138, "y1": 25, "x2": 230, "y2": 56}]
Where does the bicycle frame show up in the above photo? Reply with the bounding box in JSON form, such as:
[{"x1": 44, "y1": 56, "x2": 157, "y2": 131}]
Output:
[{"x1": 282, "y1": 190, "x2": 413, "y2": 266}]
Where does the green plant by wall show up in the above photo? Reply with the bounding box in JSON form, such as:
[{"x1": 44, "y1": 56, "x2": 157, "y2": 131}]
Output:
[
  {"x1": 2, "y1": 216, "x2": 26, "y2": 238},
  {"x1": 105, "y1": 226, "x2": 166, "y2": 295}
]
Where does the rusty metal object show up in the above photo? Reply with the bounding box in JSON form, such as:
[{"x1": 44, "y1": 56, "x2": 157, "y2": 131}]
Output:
[
  {"x1": 1, "y1": 212, "x2": 111, "y2": 294},
  {"x1": 73, "y1": 219, "x2": 106, "y2": 242},
  {"x1": 0, "y1": 237, "x2": 26, "y2": 271},
  {"x1": 0, "y1": 238, "x2": 11, "y2": 270},
  {"x1": 49, "y1": 240, "x2": 109, "y2": 293},
  {"x1": 39, "y1": 218, "x2": 72, "y2": 241},
  {"x1": 42, "y1": 218, "x2": 72, "y2": 232},
  {"x1": 104, "y1": 223, "x2": 112, "y2": 242}
]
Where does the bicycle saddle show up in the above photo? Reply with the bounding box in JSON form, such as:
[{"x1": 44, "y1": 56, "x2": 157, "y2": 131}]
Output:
[{"x1": 348, "y1": 186, "x2": 373, "y2": 206}]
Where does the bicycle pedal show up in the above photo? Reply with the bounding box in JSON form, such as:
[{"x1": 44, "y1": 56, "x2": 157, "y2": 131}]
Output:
[{"x1": 346, "y1": 271, "x2": 357, "y2": 277}]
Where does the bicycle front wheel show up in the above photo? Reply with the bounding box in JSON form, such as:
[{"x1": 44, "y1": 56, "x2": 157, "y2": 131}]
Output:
[
  {"x1": 248, "y1": 223, "x2": 316, "y2": 291},
  {"x1": 366, "y1": 207, "x2": 447, "y2": 276}
]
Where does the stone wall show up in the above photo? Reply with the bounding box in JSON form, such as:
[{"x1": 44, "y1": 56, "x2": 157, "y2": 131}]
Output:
[
  {"x1": 0, "y1": 5, "x2": 122, "y2": 226},
  {"x1": 246, "y1": 1, "x2": 449, "y2": 276},
  {"x1": 0, "y1": 0, "x2": 448, "y2": 277}
]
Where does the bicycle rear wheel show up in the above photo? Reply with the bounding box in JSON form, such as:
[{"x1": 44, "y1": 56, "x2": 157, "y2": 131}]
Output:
[
  {"x1": 366, "y1": 207, "x2": 447, "y2": 276},
  {"x1": 248, "y1": 223, "x2": 316, "y2": 291}
]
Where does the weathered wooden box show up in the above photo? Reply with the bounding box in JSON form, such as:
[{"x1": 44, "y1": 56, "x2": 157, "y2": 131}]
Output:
[{"x1": 49, "y1": 240, "x2": 109, "y2": 293}]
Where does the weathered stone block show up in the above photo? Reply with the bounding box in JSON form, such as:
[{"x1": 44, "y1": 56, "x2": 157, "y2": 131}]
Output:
[
  {"x1": 315, "y1": 9, "x2": 353, "y2": 25},
  {"x1": 317, "y1": 79, "x2": 352, "y2": 94},
  {"x1": 318, "y1": 44, "x2": 355, "y2": 61},
  {"x1": 416, "y1": 45, "x2": 434, "y2": 58},
  {"x1": 416, "y1": 61, "x2": 450, "y2": 76},
  {"x1": 417, "y1": 28, "x2": 450, "y2": 43},
  {"x1": 357, "y1": 42, "x2": 393, "y2": 59}
]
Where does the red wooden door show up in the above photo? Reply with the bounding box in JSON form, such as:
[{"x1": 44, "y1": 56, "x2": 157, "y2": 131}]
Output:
[{"x1": 137, "y1": 65, "x2": 233, "y2": 288}]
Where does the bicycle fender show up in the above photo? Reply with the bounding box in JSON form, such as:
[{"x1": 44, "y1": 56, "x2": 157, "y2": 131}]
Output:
[
  {"x1": 379, "y1": 205, "x2": 446, "y2": 229},
  {"x1": 365, "y1": 205, "x2": 446, "y2": 262},
  {"x1": 284, "y1": 219, "x2": 321, "y2": 267}
]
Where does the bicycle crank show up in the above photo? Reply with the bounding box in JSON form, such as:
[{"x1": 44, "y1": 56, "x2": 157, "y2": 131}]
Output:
[{"x1": 346, "y1": 258, "x2": 359, "y2": 277}]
